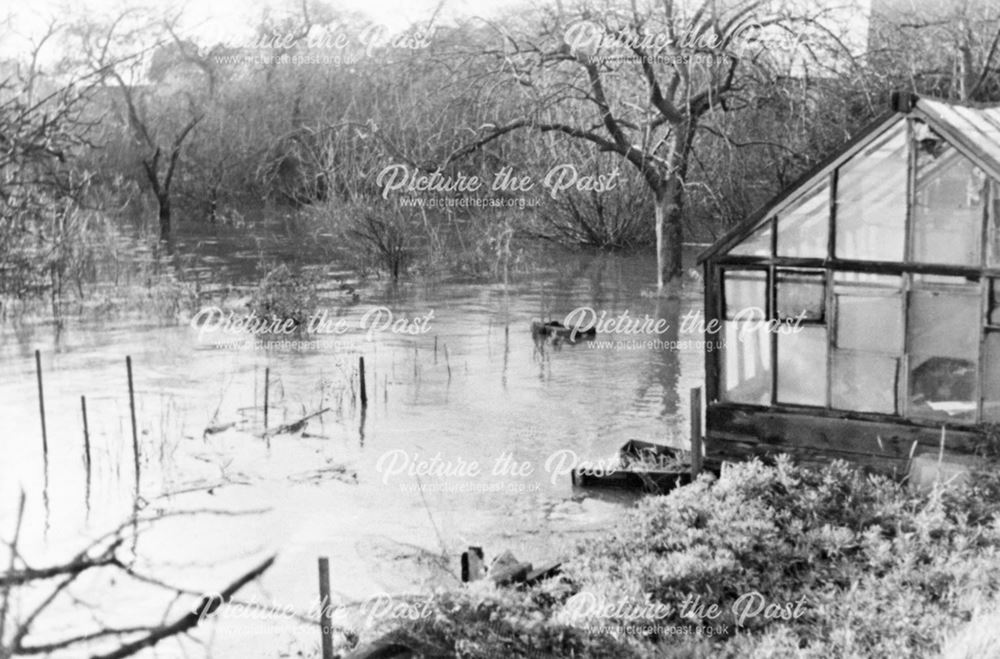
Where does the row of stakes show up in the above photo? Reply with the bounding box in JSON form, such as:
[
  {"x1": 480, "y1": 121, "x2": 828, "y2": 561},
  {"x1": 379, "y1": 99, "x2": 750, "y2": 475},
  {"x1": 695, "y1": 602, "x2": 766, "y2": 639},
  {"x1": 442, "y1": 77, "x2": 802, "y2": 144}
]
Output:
[
  {"x1": 34, "y1": 350, "x2": 145, "y2": 501},
  {"x1": 31, "y1": 350, "x2": 381, "y2": 502},
  {"x1": 28, "y1": 343, "x2": 457, "y2": 657}
]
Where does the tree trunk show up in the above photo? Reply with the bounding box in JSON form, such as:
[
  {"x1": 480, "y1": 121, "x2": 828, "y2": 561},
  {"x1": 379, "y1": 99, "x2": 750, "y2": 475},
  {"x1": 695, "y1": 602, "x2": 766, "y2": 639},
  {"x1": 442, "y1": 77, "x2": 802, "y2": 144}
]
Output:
[
  {"x1": 654, "y1": 184, "x2": 685, "y2": 289},
  {"x1": 654, "y1": 124, "x2": 693, "y2": 289},
  {"x1": 157, "y1": 193, "x2": 171, "y2": 241}
]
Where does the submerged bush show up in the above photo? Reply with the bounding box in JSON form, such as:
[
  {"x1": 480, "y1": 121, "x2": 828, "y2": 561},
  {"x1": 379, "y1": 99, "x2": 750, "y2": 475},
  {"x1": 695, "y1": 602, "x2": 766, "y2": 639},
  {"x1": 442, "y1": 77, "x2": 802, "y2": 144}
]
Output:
[
  {"x1": 352, "y1": 458, "x2": 1000, "y2": 658},
  {"x1": 248, "y1": 263, "x2": 320, "y2": 328}
]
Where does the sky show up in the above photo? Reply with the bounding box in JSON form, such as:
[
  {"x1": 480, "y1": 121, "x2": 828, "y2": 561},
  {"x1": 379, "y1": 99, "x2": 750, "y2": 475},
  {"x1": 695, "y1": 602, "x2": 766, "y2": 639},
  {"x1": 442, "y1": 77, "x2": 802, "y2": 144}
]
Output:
[
  {"x1": 0, "y1": 0, "x2": 514, "y2": 65},
  {"x1": 1, "y1": 0, "x2": 873, "y2": 67},
  {"x1": 1, "y1": 0, "x2": 503, "y2": 47}
]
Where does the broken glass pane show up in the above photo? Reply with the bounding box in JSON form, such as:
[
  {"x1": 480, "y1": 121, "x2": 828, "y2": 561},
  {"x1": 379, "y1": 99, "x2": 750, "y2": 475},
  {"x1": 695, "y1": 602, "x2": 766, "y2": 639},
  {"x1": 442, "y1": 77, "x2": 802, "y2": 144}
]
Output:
[
  {"x1": 836, "y1": 120, "x2": 908, "y2": 261},
  {"x1": 985, "y1": 332, "x2": 1000, "y2": 422},
  {"x1": 777, "y1": 326, "x2": 828, "y2": 406},
  {"x1": 721, "y1": 321, "x2": 772, "y2": 405},
  {"x1": 724, "y1": 270, "x2": 767, "y2": 321},
  {"x1": 912, "y1": 142, "x2": 985, "y2": 265},
  {"x1": 777, "y1": 180, "x2": 829, "y2": 258},
  {"x1": 831, "y1": 352, "x2": 898, "y2": 414},
  {"x1": 907, "y1": 283, "x2": 980, "y2": 420},
  {"x1": 777, "y1": 271, "x2": 825, "y2": 321},
  {"x1": 730, "y1": 221, "x2": 772, "y2": 257}
]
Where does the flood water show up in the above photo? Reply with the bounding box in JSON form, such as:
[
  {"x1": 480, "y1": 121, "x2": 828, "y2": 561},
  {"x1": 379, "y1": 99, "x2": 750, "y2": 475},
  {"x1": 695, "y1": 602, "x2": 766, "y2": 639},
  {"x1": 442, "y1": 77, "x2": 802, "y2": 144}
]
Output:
[{"x1": 0, "y1": 218, "x2": 704, "y2": 656}]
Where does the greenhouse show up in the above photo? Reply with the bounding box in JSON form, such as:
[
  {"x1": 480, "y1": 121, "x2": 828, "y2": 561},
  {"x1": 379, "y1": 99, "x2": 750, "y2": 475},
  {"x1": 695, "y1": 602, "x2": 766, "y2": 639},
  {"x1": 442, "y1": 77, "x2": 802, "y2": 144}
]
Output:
[{"x1": 699, "y1": 92, "x2": 1000, "y2": 473}]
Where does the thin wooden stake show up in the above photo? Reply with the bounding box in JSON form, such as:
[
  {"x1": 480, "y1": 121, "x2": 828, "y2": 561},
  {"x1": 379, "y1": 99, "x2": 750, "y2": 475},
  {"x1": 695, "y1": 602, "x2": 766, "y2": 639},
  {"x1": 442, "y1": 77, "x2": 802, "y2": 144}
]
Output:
[
  {"x1": 938, "y1": 425, "x2": 947, "y2": 480},
  {"x1": 317, "y1": 557, "x2": 334, "y2": 659},
  {"x1": 690, "y1": 387, "x2": 703, "y2": 476},
  {"x1": 359, "y1": 356, "x2": 368, "y2": 408},
  {"x1": 263, "y1": 367, "x2": 270, "y2": 434},
  {"x1": 126, "y1": 356, "x2": 140, "y2": 494},
  {"x1": 35, "y1": 350, "x2": 47, "y2": 457},
  {"x1": 443, "y1": 344, "x2": 452, "y2": 380},
  {"x1": 81, "y1": 395, "x2": 91, "y2": 487}
]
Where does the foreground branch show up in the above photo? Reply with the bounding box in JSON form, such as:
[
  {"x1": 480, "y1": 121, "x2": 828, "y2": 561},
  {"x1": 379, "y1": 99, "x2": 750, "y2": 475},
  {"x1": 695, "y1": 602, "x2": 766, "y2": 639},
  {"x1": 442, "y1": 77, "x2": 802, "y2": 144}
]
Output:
[{"x1": 88, "y1": 555, "x2": 276, "y2": 659}]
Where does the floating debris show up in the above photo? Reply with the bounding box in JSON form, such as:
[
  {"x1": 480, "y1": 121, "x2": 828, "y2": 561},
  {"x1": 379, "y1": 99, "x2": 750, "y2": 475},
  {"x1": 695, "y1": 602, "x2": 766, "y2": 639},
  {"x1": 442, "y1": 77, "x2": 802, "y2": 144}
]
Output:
[{"x1": 288, "y1": 463, "x2": 357, "y2": 485}]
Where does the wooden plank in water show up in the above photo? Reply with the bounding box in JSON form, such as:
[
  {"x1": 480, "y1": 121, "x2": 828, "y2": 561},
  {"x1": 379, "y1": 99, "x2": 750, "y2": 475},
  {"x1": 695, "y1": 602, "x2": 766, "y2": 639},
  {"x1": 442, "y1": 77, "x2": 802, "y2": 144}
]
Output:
[{"x1": 571, "y1": 469, "x2": 691, "y2": 492}]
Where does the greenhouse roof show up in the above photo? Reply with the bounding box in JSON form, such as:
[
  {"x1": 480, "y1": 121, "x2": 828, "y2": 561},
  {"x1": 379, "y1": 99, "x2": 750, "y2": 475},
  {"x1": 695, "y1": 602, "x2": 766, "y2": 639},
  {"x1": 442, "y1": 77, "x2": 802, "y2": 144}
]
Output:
[{"x1": 698, "y1": 93, "x2": 1000, "y2": 263}]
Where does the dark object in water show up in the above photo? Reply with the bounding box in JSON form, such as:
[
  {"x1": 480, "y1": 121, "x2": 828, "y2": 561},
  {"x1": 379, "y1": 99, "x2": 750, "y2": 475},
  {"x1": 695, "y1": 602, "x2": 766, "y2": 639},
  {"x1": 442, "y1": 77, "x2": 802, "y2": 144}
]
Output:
[
  {"x1": 461, "y1": 546, "x2": 484, "y2": 582},
  {"x1": 489, "y1": 550, "x2": 533, "y2": 585},
  {"x1": 530, "y1": 320, "x2": 596, "y2": 342},
  {"x1": 620, "y1": 439, "x2": 684, "y2": 468},
  {"x1": 572, "y1": 440, "x2": 692, "y2": 493},
  {"x1": 462, "y1": 546, "x2": 562, "y2": 587},
  {"x1": 571, "y1": 468, "x2": 692, "y2": 492}
]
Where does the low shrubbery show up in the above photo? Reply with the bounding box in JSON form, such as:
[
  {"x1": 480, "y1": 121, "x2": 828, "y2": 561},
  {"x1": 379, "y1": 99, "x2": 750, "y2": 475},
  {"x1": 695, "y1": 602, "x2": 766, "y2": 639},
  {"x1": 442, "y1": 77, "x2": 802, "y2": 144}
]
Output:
[
  {"x1": 350, "y1": 457, "x2": 1000, "y2": 658},
  {"x1": 248, "y1": 263, "x2": 321, "y2": 329}
]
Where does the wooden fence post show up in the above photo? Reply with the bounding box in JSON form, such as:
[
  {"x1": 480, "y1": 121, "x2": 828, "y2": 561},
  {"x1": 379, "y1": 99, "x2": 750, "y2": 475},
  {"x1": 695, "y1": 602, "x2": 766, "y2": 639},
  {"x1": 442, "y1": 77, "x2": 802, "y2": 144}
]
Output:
[
  {"x1": 690, "y1": 387, "x2": 703, "y2": 476},
  {"x1": 359, "y1": 356, "x2": 368, "y2": 408},
  {"x1": 318, "y1": 557, "x2": 333, "y2": 659}
]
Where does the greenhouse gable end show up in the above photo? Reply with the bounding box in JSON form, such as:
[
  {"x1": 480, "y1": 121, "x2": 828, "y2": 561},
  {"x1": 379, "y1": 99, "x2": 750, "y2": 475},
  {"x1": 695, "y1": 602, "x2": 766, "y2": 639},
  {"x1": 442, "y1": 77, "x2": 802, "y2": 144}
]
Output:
[{"x1": 699, "y1": 92, "x2": 1000, "y2": 474}]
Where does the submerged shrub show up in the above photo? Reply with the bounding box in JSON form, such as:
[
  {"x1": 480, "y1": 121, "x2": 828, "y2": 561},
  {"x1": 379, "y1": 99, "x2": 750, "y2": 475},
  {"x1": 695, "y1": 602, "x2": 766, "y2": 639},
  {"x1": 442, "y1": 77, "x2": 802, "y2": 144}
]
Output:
[{"x1": 248, "y1": 263, "x2": 320, "y2": 329}]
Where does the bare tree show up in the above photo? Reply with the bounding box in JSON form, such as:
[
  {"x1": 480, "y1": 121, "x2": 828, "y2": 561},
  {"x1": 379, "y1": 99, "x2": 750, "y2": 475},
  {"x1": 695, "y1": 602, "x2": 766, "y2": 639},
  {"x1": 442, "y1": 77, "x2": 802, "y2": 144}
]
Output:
[
  {"x1": 0, "y1": 19, "x2": 101, "y2": 304},
  {"x1": 428, "y1": 0, "x2": 863, "y2": 287},
  {"x1": 69, "y1": 10, "x2": 207, "y2": 241},
  {"x1": 868, "y1": 0, "x2": 1000, "y2": 102}
]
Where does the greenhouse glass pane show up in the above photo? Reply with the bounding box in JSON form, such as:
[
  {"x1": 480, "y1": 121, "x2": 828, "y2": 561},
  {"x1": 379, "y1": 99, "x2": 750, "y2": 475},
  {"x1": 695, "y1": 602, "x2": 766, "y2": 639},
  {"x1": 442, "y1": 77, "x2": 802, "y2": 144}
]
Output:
[
  {"x1": 777, "y1": 326, "x2": 828, "y2": 407},
  {"x1": 721, "y1": 321, "x2": 772, "y2": 405},
  {"x1": 985, "y1": 332, "x2": 1000, "y2": 422},
  {"x1": 777, "y1": 271, "x2": 825, "y2": 322},
  {"x1": 831, "y1": 352, "x2": 898, "y2": 414},
  {"x1": 777, "y1": 180, "x2": 829, "y2": 258},
  {"x1": 730, "y1": 221, "x2": 772, "y2": 257},
  {"x1": 911, "y1": 142, "x2": 984, "y2": 265},
  {"x1": 835, "y1": 295, "x2": 904, "y2": 354},
  {"x1": 724, "y1": 270, "x2": 767, "y2": 321},
  {"x1": 836, "y1": 121, "x2": 908, "y2": 261},
  {"x1": 906, "y1": 284, "x2": 980, "y2": 421}
]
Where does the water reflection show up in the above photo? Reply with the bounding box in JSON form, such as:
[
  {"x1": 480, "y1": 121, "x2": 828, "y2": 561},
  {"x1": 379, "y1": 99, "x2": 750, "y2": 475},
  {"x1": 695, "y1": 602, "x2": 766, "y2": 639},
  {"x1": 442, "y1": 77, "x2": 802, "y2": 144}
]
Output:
[{"x1": 0, "y1": 218, "x2": 705, "y2": 655}]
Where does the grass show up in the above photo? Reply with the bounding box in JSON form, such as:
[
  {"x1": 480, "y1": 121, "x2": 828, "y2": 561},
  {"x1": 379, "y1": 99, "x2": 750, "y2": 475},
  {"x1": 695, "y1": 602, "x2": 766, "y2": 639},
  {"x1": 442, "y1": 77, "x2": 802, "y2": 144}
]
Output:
[{"x1": 336, "y1": 457, "x2": 1000, "y2": 658}]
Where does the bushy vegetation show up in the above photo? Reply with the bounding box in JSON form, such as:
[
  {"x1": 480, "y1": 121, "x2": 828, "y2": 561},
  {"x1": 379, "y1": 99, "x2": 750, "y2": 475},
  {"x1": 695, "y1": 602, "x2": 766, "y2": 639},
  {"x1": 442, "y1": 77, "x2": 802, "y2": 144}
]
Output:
[
  {"x1": 5, "y1": 0, "x2": 1000, "y2": 300},
  {"x1": 5, "y1": 0, "x2": 1000, "y2": 299},
  {"x1": 353, "y1": 458, "x2": 1000, "y2": 658},
  {"x1": 249, "y1": 262, "x2": 321, "y2": 327}
]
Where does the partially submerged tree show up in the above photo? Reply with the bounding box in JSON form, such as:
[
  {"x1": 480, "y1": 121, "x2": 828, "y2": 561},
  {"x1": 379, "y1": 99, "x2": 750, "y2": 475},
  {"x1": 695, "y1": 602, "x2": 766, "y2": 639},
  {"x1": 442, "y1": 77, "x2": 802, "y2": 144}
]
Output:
[
  {"x1": 69, "y1": 11, "x2": 208, "y2": 241},
  {"x1": 448, "y1": 0, "x2": 867, "y2": 287}
]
